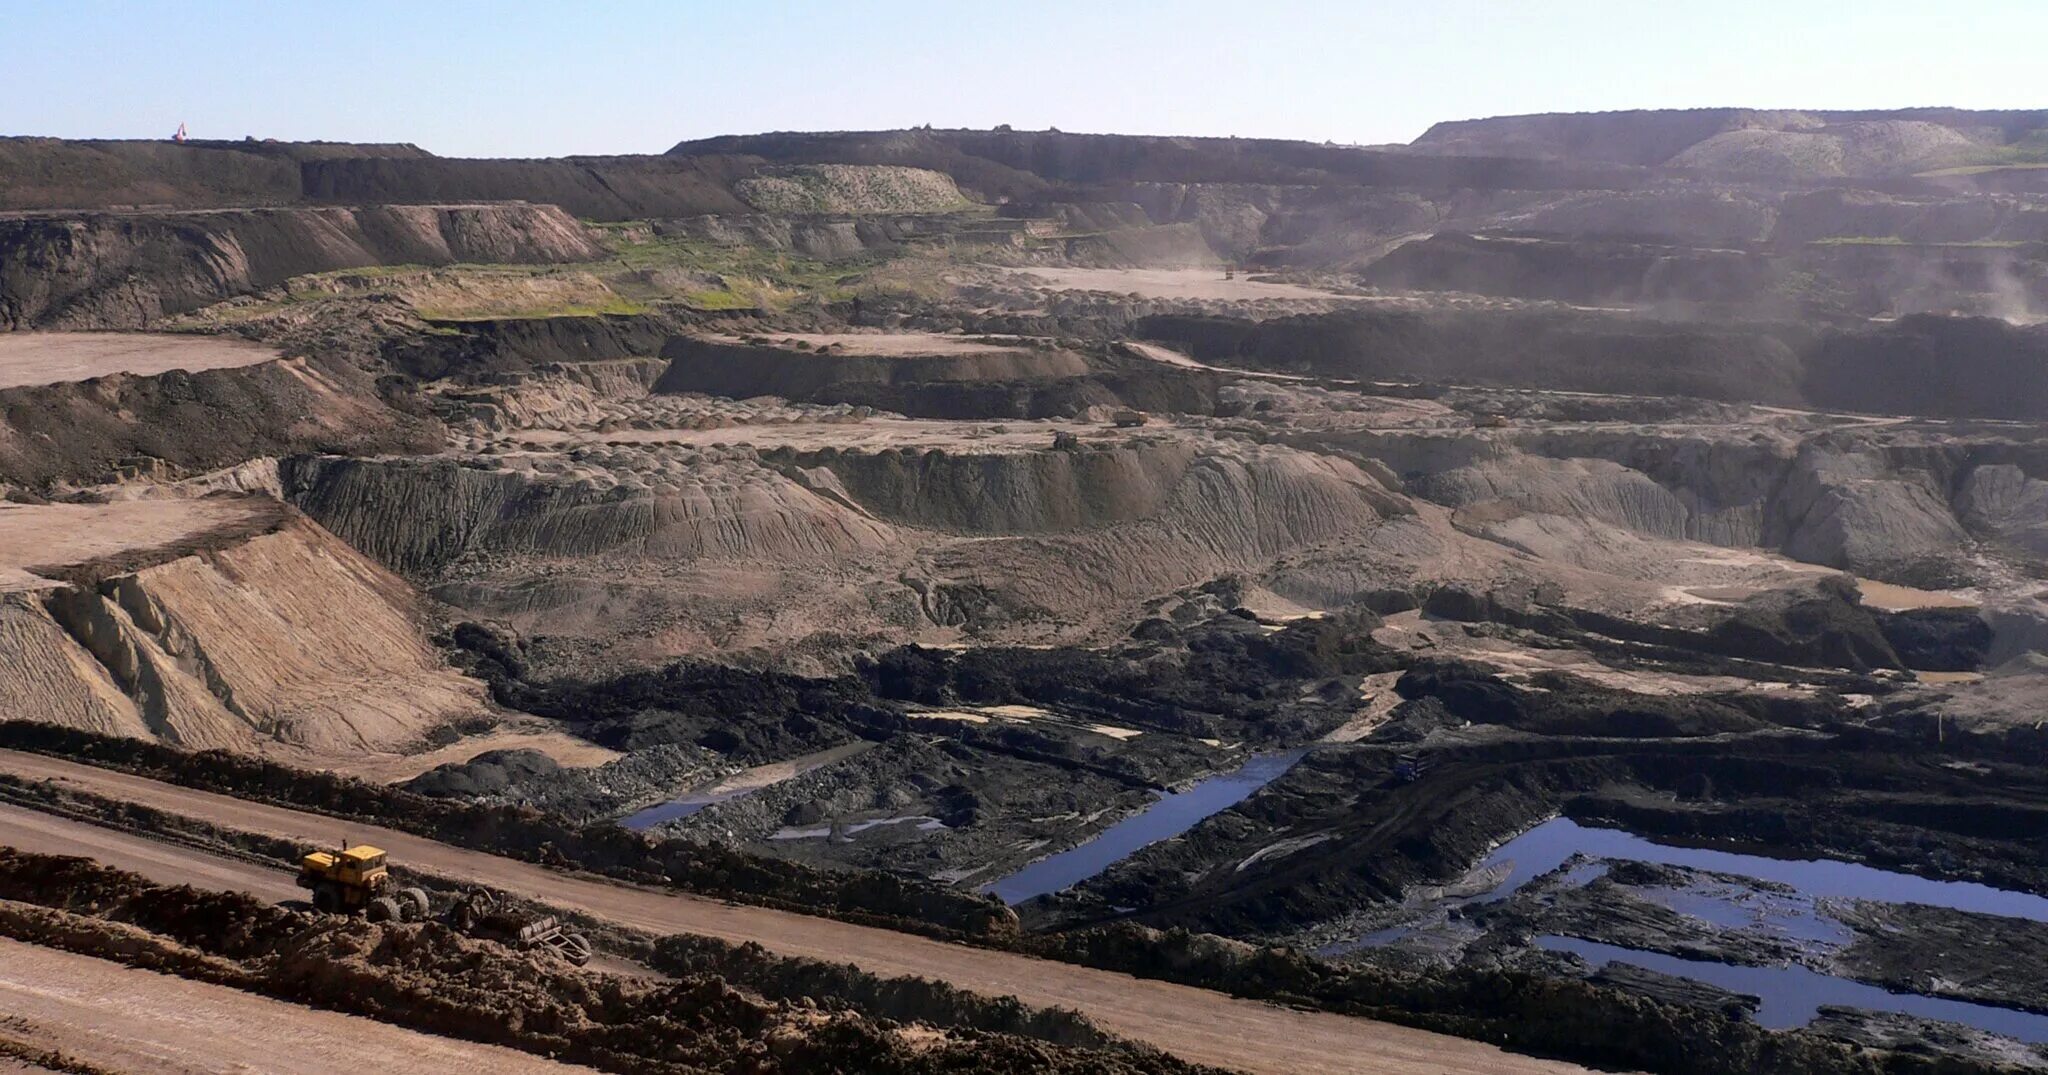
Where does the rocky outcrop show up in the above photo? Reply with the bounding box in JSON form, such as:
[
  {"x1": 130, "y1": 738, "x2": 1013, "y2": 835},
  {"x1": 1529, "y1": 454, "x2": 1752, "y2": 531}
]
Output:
[{"x1": 0, "y1": 204, "x2": 603, "y2": 329}]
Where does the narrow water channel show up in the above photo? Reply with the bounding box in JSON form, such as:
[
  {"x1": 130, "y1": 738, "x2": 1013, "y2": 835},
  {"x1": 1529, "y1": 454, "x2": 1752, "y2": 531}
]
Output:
[
  {"x1": 984, "y1": 748, "x2": 1311, "y2": 905},
  {"x1": 1540, "y1": 936, "x2": 2048, "y2": 1044},
  {"x1": 1469, "y1": 817, "x2": 2048, "y2": 920}
]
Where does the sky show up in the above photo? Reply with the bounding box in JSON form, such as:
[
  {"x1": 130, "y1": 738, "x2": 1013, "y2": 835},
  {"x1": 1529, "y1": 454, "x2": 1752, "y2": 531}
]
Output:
[{"x1": 6, "y1": 0, "x2": 2044, "y2": 158}]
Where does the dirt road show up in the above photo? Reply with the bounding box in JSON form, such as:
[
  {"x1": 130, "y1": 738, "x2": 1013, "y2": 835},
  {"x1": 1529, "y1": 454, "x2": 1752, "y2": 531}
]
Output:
[
  {"x1": 0, "y1": 749, "x2": 1591, "y2": 1075},
  {"x1": 0, "y1": 936, "x2": 587, "y2": 1074}
]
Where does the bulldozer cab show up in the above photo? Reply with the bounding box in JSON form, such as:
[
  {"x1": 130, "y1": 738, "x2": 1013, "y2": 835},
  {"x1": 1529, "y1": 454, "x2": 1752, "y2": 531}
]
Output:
[
  {"x1": 297, "y1": 844, "x2": 399, "y2": 915},
  {"x1": 300, "y1": 844, "x2": 388, "y2": 885}
]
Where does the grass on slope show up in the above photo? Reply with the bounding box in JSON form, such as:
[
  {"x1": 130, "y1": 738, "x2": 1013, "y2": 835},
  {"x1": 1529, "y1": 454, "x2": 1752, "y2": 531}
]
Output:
[{"x1": 592, "y1": 223, "x2": 971, "y2": 309}]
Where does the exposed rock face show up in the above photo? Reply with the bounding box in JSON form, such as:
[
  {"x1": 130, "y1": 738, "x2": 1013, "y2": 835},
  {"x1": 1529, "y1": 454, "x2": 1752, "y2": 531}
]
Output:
[
  {"x1": 0, "y1": 204, "x2": 603, "y2": 329},
  {"x1": 0, "y1": 514, "x2": 484, "y2": 751}
]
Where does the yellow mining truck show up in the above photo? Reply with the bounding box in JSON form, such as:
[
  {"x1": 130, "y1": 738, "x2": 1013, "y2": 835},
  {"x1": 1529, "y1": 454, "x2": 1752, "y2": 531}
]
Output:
[{"x1": 297, "y1": 844, "x2": 430, "y2": 922}]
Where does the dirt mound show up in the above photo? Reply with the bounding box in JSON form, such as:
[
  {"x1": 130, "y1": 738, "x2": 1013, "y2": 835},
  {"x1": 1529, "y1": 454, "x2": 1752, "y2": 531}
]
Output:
[
  {"x1": 0, "y1": 511, "x2": 484, "y2": 752},
  {"x1": 0, "y1": 204, "x2": 602, "y2": 329}
]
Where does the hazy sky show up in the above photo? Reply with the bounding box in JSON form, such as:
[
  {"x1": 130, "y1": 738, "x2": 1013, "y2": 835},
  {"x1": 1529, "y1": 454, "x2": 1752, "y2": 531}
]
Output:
[{"x1": 8, "y1": 0, "x2": 2043, "y2": 158}]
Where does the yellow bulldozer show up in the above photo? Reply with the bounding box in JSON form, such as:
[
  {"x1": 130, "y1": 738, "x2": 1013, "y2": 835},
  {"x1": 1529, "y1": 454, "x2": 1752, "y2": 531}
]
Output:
[
  {"x1": 295, "y1": 846, "x2": 592, "y2": 965},
  {"x1": 296, "y1": 844, "x2": 430, "y2": 923}
]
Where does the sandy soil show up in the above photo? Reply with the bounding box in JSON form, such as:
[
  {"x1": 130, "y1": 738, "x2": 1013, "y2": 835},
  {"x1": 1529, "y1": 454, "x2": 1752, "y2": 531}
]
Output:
[
  {"x1": 0, "y1": 936, "x2": 589, "y2": 1074},
  {"x1": 329, "y1": 722, "x2": 626, "y2": 784},
  {"x1": 1014, "y1": 267, "x2": 1351, "y2": 301},
  {"x1": 0, "y1": 752, "x2": 1592, "y2": 1075},
  {"x1": 0, "y1": 333, "x2": 278, "y2": 390},
  {"x1": 1319, "y1": 671, "x2": 1407, "y2": 743},
  {"x1": 0, "y1": 498, "x2": 271, "y2": 592}
]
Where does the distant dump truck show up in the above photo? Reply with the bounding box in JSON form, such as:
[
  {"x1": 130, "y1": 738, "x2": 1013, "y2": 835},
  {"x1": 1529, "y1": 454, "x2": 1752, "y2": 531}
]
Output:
[
  {"x1": 1112, "y1": 409, "x2": 1150, "y2": 428},
  {"x1": 297, "y1": 844, "x2": 430, "y2": 922},
  {"x1": 1472, "y1": 413, "x2": 1510, "y2": 428}
]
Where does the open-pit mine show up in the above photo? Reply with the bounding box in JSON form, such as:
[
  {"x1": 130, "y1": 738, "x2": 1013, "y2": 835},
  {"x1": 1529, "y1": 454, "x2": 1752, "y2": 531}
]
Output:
[{"x1": 4, "y1": 110, "x2": 2048, "y2": 1074}]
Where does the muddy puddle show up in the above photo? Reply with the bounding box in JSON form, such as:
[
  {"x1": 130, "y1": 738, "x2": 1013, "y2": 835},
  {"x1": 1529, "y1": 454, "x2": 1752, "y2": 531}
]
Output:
[
  {"x1": 1856, "y1": 577, "x2": 1978, "y2": 611},
  {"x1": 1541, "y1": 937, "x2": 2048, "y2": 1043},
  {"x1": 984, "y1": 748, "x2": 1311, "y2": 905}
]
